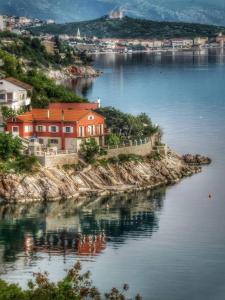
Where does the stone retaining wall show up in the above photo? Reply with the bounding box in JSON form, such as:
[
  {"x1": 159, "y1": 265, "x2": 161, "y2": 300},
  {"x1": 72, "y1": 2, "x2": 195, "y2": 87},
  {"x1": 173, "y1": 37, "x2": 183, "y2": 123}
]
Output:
[
  {"x1": 103, "y1": 134, "x2": 159, "y2": 159},
  {"x1": 37, "y1": 153, "x2": 79, "y2": 168}
]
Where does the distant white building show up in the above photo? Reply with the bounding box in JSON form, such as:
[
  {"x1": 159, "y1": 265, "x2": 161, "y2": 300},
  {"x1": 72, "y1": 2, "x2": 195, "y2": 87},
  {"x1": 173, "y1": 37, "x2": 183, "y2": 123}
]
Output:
[
  {"x1": 46, "y1": 19, "x2": 55, "y2": 24},
  {"x1": 0, "y1": 15, "x2": 6, "y2": 31},
  {"x1": 171, "y1": 38, "x2": 193, "y2": 49},
  {"x1": 0, "y1": 77, "x2": 32, "y2": 110},
  {"x1": 109, "y1": 8, "x2": 123, "y2": 19}
]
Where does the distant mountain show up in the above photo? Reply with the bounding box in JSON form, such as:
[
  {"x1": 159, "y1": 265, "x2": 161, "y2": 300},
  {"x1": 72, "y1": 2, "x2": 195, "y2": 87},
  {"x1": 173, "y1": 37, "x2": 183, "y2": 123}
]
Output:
[
  {"x1": 30, "y1": 16, "x2": 225, "y2": 39},
  {"x1": 0, "y1": 0, "x2": 225, "y2": 26}
]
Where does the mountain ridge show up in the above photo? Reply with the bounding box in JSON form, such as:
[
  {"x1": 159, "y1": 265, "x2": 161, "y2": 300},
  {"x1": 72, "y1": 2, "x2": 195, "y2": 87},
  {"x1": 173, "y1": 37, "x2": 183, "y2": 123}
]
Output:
[{"x1": 30, "y1": 16, "x2": 225, "y2": 39}]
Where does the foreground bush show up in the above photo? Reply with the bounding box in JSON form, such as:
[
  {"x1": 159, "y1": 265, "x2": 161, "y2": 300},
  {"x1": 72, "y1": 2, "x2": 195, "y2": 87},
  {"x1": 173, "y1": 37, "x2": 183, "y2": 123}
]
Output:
[
  {"x1": 0, "y1": 262, "x2": 141, "y2": 300},
  {"x1": 0, "y1": 133, "x2": 38, "y2": 174}
]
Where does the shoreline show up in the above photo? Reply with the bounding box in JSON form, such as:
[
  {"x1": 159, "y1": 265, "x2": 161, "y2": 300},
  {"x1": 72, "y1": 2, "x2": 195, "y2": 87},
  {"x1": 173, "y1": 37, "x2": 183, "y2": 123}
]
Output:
[{"x1": 0, "y1": 150, "x2": 211, "y2": 204}]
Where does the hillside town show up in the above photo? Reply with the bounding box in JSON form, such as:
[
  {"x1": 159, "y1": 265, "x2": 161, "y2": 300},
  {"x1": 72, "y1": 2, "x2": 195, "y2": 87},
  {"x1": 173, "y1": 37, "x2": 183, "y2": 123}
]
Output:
[{"x1": 1, "y1": 13, "x2": 225, "y2": 56}]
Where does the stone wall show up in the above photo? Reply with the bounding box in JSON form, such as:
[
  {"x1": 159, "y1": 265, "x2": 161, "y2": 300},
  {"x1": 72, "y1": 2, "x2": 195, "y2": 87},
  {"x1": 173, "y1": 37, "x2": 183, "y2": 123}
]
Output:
[
  {"x1": 103, "y1": 134, "x2": 159, "y2": 159},
  {"x1": 37, "y1": 153, "x2": 79, "y2": 168},
  {"x1": 36, "y1": 134, "x2": 162, "y2": 167}
]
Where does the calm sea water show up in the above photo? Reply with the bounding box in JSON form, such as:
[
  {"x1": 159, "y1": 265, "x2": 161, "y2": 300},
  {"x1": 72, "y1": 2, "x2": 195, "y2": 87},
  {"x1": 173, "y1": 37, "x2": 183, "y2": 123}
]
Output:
[{"x1": 1, "y1": 50, "x2": 225, "y2": 300}]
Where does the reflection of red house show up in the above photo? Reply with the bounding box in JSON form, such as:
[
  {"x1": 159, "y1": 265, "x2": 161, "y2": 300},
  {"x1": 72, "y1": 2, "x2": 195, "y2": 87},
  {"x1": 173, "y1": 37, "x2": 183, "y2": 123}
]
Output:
[
  {"x1": 24, "y1": 232, "x2": 106, "y2": 257},
  {"x1": 6, "y1": 104, "x2": 106, "y2": 152},
  {"x1": 77, "y1": 234, "x2": 106, "y2": 256}
]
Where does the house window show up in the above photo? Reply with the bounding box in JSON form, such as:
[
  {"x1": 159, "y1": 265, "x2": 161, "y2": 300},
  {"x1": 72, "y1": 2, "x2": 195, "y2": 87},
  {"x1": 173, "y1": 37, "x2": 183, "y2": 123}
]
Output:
[
  {"x1": 0, "y1": 94, "x2": 5, "y2": 101},
  {"x1": 49, "y1": 125, "x2": 58, "y2": 133},
  {"x1": 65, "y1": 126, "x2": 72, "y2": 133},
  {"x1": 39, "y1": 138, "x2": 44, "y2": 144},
  {"x1": 79, "y1": 126, "x2": 84, "y2": 137},
  {"x1": 24, "y1": 125, "x2": 33, "y2": 133},
  {"x1": 49, "y1": 139, "x2": 58, "y2": 144},
  {"x1": 88, "y1": 125, "x2": 95, "y2": 136},
  {"x1": 12, "y1": 126, "x2": 19, "y2": 133},
  {"x1": 88, "y1": 115, "x2": 94, "y2": 120},
  {"x1": 37, "y1": 125, "x2": 43, "y2": 132},
  {"x1": 7, "y1": 93, "x2": 13, "y2": 101}
]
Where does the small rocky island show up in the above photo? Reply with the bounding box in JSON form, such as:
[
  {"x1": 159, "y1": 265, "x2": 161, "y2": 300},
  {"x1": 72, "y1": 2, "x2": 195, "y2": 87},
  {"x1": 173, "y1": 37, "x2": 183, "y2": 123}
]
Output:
[{"x1": 0, "y1": 150, "x2": 211, "y2": 203}]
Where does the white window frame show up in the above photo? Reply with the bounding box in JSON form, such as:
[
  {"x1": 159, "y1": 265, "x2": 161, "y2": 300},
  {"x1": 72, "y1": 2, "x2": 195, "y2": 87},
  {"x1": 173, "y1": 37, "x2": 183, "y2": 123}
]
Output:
[
  {"x1": 88, "y1": 115, "x2": 94, "y2": 120},
  {"x1": 88, "y1": 125, "x2": 95, "y2": 136},
  {"x1": 12, "y1": 126, "x2": 19, "y2": 133},
  {"x1": 36, "y1": 125, "x2": 46, "y2": 132},
  {"x1": 24, "y1": 125, "x2": 33, "y2": 133},
  {"x1": 49, "y1": 125, "x2": 58, "y2": 133},
  {"x1": 79, "y1": 126, "x2": 84, "y2": 137},
  {"x1": 64, "y1": 126, "x2": 73, "y2": 133}
]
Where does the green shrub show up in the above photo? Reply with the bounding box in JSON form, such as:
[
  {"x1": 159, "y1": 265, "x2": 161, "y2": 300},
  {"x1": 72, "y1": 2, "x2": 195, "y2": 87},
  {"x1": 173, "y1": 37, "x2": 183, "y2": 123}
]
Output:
[
  {"x1": 118, "y1": 154, "x2": 144, "y2": 163},
  {"x1": 0, "y1": 133, "x2": 22, "y2": 161},
  {"x1": 147, "y1": 152, "x2": 161, "y2": 161},
  {"x1": 79, "y1": 138, "x2": 100, "y2": 163},
  {"x1": 106, "y1": 133, "x2": 120, "y2": 146},
  {"x1": 0, "y1": 262, "x2": 141, "y2": 300}
]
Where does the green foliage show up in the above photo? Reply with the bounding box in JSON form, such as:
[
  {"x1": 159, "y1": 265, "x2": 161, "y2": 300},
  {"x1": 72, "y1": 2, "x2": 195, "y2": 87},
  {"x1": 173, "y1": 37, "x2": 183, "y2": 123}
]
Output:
[
  {"x1": 30, "y1": 16, "x2": 225, "y2": 39},
  {"x1": 19, "y1": 69, "x2": 84, "y2": 108},
  {"x1": 1, "y1": 106, "x2": 26, "y2": 120},
  {"x1": 0, "y1": 133, "x2": 38, "y2": 173},
  {"x1": 0, "y1": 49, "x2": 20, "y2": 77},
  {"x1": 118, "y1": 153, "x2": 144, "y2": 163},
  {"x1": 0, "y1": 262, "x2": 140, "y2": 300},
  {"x1": 0, "y1": 32, "x2": 75, "y2": 68},
  {"x1": 97, "y1": 107, "x2": 159, "y2": 140},
  {"x1": 147, "y1": 152, "x2": 161, "y2": 161},
  {"x1": 106, "y1": 133, "x2": 120, "y2": 146},
  {"x1": 0, "y1": 133, "x2": 22, "y2": 160},
  {"x1": 79, "y1": 138, "x2": 100, "y2": 163}
]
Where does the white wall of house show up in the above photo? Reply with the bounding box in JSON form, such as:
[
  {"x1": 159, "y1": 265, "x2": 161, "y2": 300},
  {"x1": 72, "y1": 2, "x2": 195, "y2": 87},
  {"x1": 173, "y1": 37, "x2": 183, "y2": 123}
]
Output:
[
  {"x1": 0, "y1": 16, "x2": 6, "y2": 31},
  {"x1": 0, "y1": 79, "x2": 31, "y2": 110}
]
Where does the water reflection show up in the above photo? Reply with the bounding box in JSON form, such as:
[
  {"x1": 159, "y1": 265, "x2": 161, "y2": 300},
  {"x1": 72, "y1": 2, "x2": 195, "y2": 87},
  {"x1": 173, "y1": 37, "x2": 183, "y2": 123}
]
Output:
[
  {"x1": 66, "y1": 49, "x2": 225, "y2": 98},
  {"x1": 0, "y1": 187, "x2": 165, "y2": 276}
]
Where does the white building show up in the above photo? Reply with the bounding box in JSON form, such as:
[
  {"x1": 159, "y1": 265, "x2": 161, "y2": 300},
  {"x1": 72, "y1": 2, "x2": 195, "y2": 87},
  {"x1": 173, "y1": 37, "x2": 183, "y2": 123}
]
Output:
[
  {"x1": 0, "y1": 77, "x2": 32, "y2": 110},
  {"x1": 0, "y1": 15, "x2": 6, "y2": 31},
  {"x1": 171, "y1": 38, "x2": 194, "y2": 49}
]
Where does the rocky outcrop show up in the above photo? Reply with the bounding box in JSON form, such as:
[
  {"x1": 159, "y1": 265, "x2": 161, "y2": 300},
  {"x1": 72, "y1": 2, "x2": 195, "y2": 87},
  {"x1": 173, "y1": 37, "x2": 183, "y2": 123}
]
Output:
[
  {"x1": 183, "y1": 154, "x2": 211, "y2": 165},
  {"x1": 0, "y1": 150, "x2": 210, "y2": 204},
  {"x1": 48, "y1": 65, "x2": 100, "y2": 81}
]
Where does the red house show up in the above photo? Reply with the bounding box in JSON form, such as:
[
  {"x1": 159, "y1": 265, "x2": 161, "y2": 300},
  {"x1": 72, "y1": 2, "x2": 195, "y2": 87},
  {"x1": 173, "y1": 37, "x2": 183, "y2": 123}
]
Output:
[{"x1": 6, "y1": 106, "x2": 106, "y2": 152}]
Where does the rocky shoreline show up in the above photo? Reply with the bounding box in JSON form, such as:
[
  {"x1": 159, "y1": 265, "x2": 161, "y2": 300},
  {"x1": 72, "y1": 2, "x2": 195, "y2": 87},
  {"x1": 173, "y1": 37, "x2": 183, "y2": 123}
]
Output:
[
  {"x1": 48, "y1": 65, "x2": 101, "y2": 81},
  {"x1": 0, "y1": 150, "x2": 211, "y2": 204}
]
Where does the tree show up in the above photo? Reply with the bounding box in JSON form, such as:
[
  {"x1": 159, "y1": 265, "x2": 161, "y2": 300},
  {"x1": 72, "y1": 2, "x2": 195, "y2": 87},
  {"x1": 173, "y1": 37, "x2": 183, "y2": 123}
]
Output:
[
  {"x1": 79, "y1": 138, "x2": 100, "y2": 163},
  {"x1": 106, "y1": 133, "x2": 120, "y2": 146},
  {"x1": 0, "y1": 262, "x2": 141, "y2": 300},
  {"x1": 0, "y1": 133, "x2": 22, "y2": 161}
]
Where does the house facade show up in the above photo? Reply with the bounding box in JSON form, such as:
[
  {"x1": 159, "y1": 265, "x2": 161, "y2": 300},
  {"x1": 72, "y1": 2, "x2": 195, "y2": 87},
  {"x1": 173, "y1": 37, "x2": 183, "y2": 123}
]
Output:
[
  {"x1": 0, "y1": 77, "x2": 32, "y2": 110},
  {"x1": 6, "y1": 106, "x2": 106, "y2": 152}
]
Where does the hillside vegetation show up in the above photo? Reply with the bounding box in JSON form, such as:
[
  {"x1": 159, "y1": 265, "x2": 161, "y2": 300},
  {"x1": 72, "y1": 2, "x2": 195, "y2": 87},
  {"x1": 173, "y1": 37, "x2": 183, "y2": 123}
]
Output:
[
  {"x1": 30, "y1": 16, "x2": 225, "y2": 39},
  {"x1": 0, "y1": 33, "x2": 84, "y2": 107}
]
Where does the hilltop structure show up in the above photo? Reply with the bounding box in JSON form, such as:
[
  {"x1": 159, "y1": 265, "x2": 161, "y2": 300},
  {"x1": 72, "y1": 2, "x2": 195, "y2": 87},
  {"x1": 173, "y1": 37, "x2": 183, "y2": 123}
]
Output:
[{"x1": 108, "y1": 8, "x2": 123, "y2": 20}]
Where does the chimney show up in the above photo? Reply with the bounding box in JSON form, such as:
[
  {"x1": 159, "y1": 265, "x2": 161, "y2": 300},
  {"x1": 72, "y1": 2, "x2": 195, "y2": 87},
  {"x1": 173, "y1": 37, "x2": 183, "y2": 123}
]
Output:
[
  {"x1": 96, "y1": 98, "x2": 101, "y2": 108},
  {"x1": 61, "y1": 109, "x2": 64, "y2": 121}
]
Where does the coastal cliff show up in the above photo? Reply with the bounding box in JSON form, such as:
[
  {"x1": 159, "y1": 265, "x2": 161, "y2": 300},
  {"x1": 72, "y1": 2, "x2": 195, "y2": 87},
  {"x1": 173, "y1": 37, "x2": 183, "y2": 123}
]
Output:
[
  {"x1": 0, "y1": 150, "x2": 210, "y2": 204},
  {"x1": 48, "y1": 65, "x2": 100, "y2": 81}
]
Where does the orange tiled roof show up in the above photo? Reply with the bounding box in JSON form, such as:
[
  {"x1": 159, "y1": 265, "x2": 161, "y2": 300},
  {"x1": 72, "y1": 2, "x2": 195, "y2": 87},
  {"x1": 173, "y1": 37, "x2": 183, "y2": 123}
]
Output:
[{"x1": 15, "y1": 108, "x2": 102, "y2": 122}]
